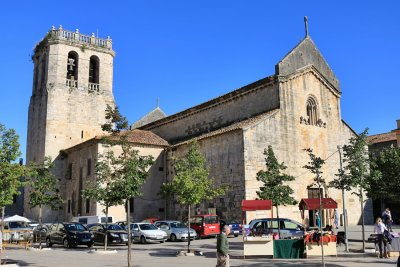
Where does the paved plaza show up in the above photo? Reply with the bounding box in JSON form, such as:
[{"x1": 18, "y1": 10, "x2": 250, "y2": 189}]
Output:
[{"x1": 1, "y1": 225, "x2": 399, "y2": 266}]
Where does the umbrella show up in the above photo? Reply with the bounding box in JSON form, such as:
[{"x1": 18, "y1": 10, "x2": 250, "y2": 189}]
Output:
[{"x1": 3, "y1": 215, "x2": 31, "y2": 222}]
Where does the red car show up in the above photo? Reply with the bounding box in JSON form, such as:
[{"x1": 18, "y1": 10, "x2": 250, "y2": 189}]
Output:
[{"x1": 184, "y1": 214, "x2": 220, "y2": 238}]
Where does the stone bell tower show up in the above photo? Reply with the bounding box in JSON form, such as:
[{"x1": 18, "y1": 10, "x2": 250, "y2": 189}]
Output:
[{"x1": 25, "y1": 26, "x2": 115, "y2": 220}]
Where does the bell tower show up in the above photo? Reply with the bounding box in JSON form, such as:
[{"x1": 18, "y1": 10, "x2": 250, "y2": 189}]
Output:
[
  {"x1": 25, "y1": 26, "x2": 116, "y2": 221},
  {"x1": 26, "y1": 25, "x2": 115, "y2": 164}
]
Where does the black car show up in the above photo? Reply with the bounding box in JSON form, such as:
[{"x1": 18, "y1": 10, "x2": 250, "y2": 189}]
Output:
[
  {"x1": 46, "y1": 223, "x2": 94, "y2": 248},
  {"x1": 87, "y1": 223, "x2": 129, "y2": 245}
]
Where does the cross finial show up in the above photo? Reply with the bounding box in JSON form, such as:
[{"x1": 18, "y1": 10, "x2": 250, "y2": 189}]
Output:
[
  {"x1": 304, "y1": 16, "x2": 309, "y2": 37},
  {"x1": 156, "y1": 98, "x2": 159, "y2": 108}
]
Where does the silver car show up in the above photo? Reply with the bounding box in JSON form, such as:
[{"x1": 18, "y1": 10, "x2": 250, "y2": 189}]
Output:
[
  {"x1": 131, "y1": 223, "x2": 168, "y2": 244},
  {"x1": 154, "y1": 220, "x2": 197, "y2": 241}
]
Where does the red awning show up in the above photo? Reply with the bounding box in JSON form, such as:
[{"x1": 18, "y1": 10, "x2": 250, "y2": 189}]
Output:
[
  {"x1": 241, "y1": 200, "x2": 272, "y2": 211},
  {"x1": 298, "y1": 198, "x2": 337, "y2": 210}
]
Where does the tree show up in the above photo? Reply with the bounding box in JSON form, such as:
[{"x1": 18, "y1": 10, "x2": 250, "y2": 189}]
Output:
[
  {"x1": 303, "y1": 148, "x2": 326, "y2": 267},
  {"x1": 366, "y1": 146, "x2": 400, "y2": 202},
  {"x1": 28, "y1": 157, "x2": 63, "y2": 249},
  {"x1": 0, "y1": 123, "x2": 25, "y2": 263},
  {"x1": 98, "y1": 105, "x2": 154, "y2": 267},
  {"x1": 340, "y1": 128, "x2": 370, "y2": 252},
  {"x1": 160, "y1": 139, "x2": 227, "y2": 253},
  {"x1": 82, "y1": 151, "x2": 122, "y2": 251},
  {"x1": 256, "y1": 146, "x2": 297, "y2": 236}
]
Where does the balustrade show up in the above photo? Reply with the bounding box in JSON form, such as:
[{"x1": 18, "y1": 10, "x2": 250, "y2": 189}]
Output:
[
  {"x1": 66, "y1": 79, "x2": 78, "y2": 88},
  {"x1": 49, "y1": 26, "x2": 112, "y2": 49},
  {"x1": 88, "y1": 83, "x2": 100, "y2": 92}
]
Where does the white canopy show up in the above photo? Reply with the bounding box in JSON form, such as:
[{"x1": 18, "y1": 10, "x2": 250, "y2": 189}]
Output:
[{"x1": 2, "y1": 215, "x2": 31, "y2": 223}]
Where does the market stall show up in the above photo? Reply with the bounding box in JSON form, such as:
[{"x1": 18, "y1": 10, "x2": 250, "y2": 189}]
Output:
[
  {"x1": 241, "y1": 200, "x2": 274, "y2": 258},
  {"x1": 299, "y1": 198, "x2": 338, "y2": 257}
]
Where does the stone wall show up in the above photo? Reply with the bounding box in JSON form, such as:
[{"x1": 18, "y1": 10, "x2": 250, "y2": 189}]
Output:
[
  {"x1": 166, "y1": 130, "x2": 245, "y2": 221},
  {"x1": 142, "y1": 79, "x2": 279, "y2": 143},
  {"x1": 241, "y1": 68, "x2": 372, "y2": 225},
  {"x1": 61, "y1": 142, "x2": 166, "y2": 223}
]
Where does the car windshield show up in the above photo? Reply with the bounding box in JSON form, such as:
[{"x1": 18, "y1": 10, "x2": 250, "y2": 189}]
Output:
[
  {"x1": 139, "y1": 224, "x2": 157, "y2": 230},
  {"x1": 8, "y1": 221, "x2": 30, "y2": 228},
  {"x1": 227, "y1": 220, "x2": 240, "y2": 225},
  {"x1": 107, "y1": 224, "x2": 123, "y2": 230},
  {"x1": 65, "y1": 223, "x2": 87, "y2": 232},
  {"x1": 170, "y1": 222, "x2": 187, "y2": 228}
]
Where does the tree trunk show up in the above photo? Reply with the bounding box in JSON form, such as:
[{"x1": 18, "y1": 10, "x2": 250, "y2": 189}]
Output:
[
  {"x1": 1, "y1": 206, "x2": 5, "y2": 264},
  {"x1": 360, "y1": 189, "x2": 365, "y2": 252},
  {"x1": 187, "y1": 204, "x2": 191, "y2": 253},
  {"x1": 342, "y1": 189, "x2": 349, "y2": 252},
  {"x1": 276, "y1": 205, "x2": 281, "y2": 238},
  {"x1": 39, "y1": 205, "x2": 42, "y2": 250},
  {"x1": 127, "y1": 199, "x2": 132, "y2": 267},
  {"x1": 104, "y1": 205, "x2": 109, "y2": 251},
  {"x1": 318, "y1": 179, "x2": 325, "y2": 267}
]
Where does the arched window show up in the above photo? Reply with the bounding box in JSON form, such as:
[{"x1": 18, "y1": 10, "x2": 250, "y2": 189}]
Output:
[
  {"x1": 67, "y1": 51, "x2": 78, "y2": 80},
  {"x1": 89, "y1": 55, "x2": 100, "y2": 84},
  {"x1": 306, "y1": 96, "x2": 318, "y2": 125}
]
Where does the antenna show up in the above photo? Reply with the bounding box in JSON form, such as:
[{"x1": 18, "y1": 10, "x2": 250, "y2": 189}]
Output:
[{"x1": 304, "y1": 16, "x2": 309, "y2": 37}]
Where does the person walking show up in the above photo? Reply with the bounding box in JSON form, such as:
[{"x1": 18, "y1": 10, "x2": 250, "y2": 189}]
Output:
[
  {"x1": 382, "y1": 208, "x2": 393, "y2": 232},
  {"x1": 374, "y1": 217, "x2": 388, "y2": 258},
  {"x1": 216, "y1": 225, "x2": 231, "y2": 267}
]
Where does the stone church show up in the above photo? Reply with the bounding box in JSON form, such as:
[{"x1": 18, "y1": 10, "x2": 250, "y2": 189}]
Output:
[{"x1": 24, "y1": 25, "x2": 372, "y2": 225}]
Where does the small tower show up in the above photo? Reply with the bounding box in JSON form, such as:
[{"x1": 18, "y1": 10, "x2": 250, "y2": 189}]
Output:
[{"x1": 25, "y1": 26, "x2": 116, "y2": 221}]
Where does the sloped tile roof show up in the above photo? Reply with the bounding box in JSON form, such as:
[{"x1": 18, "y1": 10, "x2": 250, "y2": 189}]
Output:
[
  {"x1": 366, "y1": 131, "x2": 397, "y2": 145},
  {"x1": 101, "y1": 129, "x2": 169, "y2": 147},
  {"x1": 131, "y1": 107, "x2": 167, "y2": 129}
]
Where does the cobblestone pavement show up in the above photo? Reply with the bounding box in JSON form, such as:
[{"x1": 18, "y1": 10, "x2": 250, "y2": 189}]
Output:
[{"x1": 1, "y1": 225, "x2": 399, "y2": 266}]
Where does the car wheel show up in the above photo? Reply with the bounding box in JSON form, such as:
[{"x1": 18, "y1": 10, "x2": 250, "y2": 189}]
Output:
[
  {"x1": 160, "y1": 241, "x2": 164, "y2": 243},
  {"x1": 196, "y1": 232, "x2": 201, "y2": 240},
  {"x1": 46, "y1": 237, "x2": 52, "y2": 248},
  {"x1": 170, "y1": 234, "x2": 177, "y2": 242},
  {"x1": 234, "y1": 234, "x2": 238, "y2": 237},
  {"x1": 63, "y1": 238, "x2": 70, "y2": 248},
  {"x1": 87, "y1": 243, "x2": 93, "y2": 248},
  {"x1": 140, "y1": 236, "x2": 146, "y2": 244}
]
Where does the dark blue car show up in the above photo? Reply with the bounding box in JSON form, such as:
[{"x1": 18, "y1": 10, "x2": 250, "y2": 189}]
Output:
[{"x1": 220, "y1": 220, "x2": 242, "y2": 237}]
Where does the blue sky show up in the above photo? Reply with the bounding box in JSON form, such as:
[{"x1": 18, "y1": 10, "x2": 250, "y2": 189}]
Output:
[{"x1": 1, "y1": 1, "x2": 399, "y2": 160}]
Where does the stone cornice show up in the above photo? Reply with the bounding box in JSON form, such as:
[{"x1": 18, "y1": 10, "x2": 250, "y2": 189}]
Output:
[{"x1": 278, "y1": 65, "x2": 341, "y2": 98}]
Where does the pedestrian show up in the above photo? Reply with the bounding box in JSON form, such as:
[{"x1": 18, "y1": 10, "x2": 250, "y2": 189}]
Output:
[
  {"x1": 216, "y1": 225, "x2": 231, "y2": 267},
  {"x1": 315, "y1": 210, "x2": 321, "y2": 228},
  {"x1": 333, "y1": 209, "x2": 339, "y2": 229},
  {"x1": 374, "y1": 217, "x2": 388, "y2": 258},
  {"x1": 382, "y1": 208, "x2": 393, "y2": 232}
]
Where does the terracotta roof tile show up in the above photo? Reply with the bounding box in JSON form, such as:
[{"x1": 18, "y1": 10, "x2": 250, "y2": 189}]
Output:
[
  {"x1": 101, "y1": 129, "x2": 169, "y2": 147},
  {"x1": 366, "y1": 131, "x2": 397, "y2": 145}
]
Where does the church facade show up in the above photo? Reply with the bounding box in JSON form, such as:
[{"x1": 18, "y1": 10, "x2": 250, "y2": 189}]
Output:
[{"x1": 25, "y1": 26, "x2": 372, "y2": 225}]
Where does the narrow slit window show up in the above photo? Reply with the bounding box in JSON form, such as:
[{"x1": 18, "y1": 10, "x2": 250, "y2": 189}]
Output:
[{"x1": 306, "y1": 97, "x2": 318, "y2": 126}]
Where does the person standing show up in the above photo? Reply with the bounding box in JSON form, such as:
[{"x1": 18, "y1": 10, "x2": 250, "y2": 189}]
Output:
[
  {"x1": 333, "y1": 209, "x2": 339, "y2": 229},
  {"x1": 315, "y1": 210, "x2": 321, "y2": 228},
  {"x1": 216, "y1": 225, "x2": 231, "y2": 267},
  {"x1": 374, "y1": 217, "x2": 388, "y2": 258}
]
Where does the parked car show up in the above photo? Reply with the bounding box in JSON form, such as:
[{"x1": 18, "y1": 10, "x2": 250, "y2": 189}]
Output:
[
  {"x1": 249, "y1": 218, "x2": 305, "y2": 238},
  {"x1": 72, "y1": 216, "x2": 113, "y2": 225},
  {"x1": 220, "y1": 219, "x2": 242, "y2": 237},
  {"x1": 46, "y1": 223, "x2": 94, "y2": 248},
  {"x1": 131, "y1": 223, "x2": 168, "y2": 244},
  {"x1": 154, "y1": 220, "x2": 197, "y2": 241},
  {"x1": 32, "y1": 223, "x2": 52, "y2": 243},
  {"x1": 184, "y1": 214, "x2": 220, "y2": 238},
  {"x1": 140, "y1": 218, "x2": 161, "y2": 224},
  {"x1": 87, "y1": 223, "x2": 129, "y2": 245},
  {"x1": 3, "y1": 221, "x2": 33, "y2": 242}
]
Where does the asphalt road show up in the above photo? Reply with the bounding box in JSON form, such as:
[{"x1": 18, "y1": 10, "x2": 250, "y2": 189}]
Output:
[{"x1": 1, "y1": 225, "x2": 399, "y2": 267}]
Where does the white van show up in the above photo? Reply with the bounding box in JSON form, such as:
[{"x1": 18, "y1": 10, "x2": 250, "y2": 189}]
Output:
[{"x1": 71, "y1": 216, "x2": 113, "y2": 225}]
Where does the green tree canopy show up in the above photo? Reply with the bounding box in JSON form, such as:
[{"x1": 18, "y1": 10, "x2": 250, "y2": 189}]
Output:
[
  {"x1": 367, "y1": 146, "x2": 400, "y2": 200},
  {"x1": 0, "y1": 123, "x2": 24, "y2": 209},
  {"x1": 160, "y1": 139, "x2": 227, "y2": 252},
  {"x1": 256, "y1": 146, "x2": 296, "y2": 206}
]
